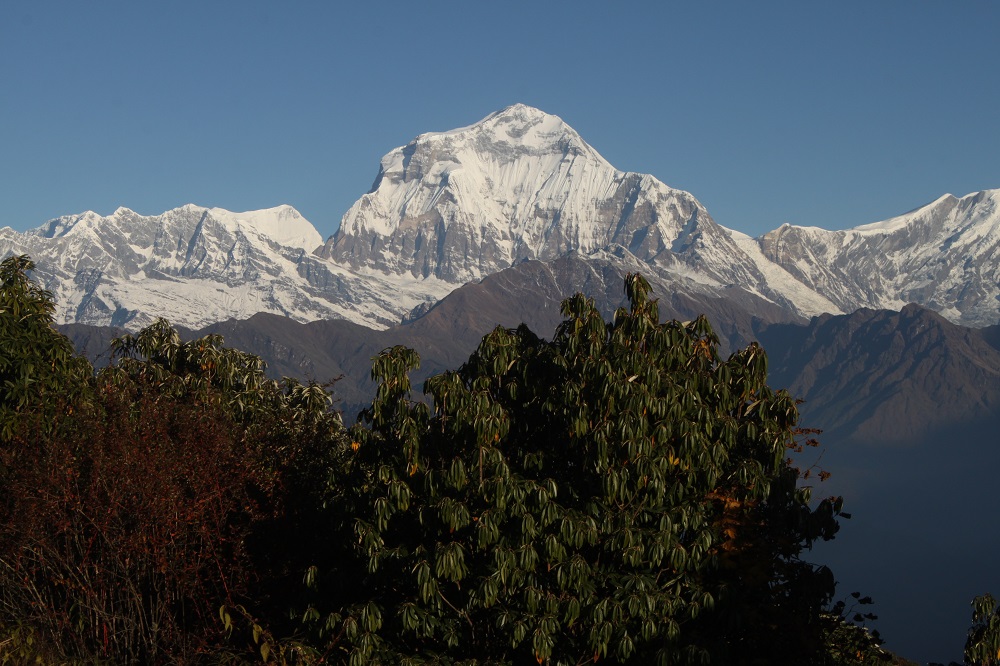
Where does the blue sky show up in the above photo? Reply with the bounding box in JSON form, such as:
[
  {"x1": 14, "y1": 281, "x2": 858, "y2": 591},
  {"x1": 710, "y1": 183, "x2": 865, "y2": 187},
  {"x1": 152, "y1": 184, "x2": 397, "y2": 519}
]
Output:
[{"x1": 2, "y1": 1, "x2": 999, "y2": 239}]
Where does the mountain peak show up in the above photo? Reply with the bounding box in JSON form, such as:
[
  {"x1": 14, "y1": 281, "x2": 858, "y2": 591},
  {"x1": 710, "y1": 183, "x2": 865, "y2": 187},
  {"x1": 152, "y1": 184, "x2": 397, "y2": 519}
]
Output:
[
  {"x1": 432, "y1": 103, "x2": 560, "y2": 132},
  {"x1": 756, "y1": 187, "x2": 1000, "y2": 327},
  {"x1": 494, "y1": 102, "x2": 548, "y2": 117},
  {"x1": 321, "y1": 104, "x2": 725, "y2": 284},
  {"x1": 399, "y1": 104, "x2": 606, "y2": 169},
  {"x1": 207, "y1": 204, "x2": 321, "y2": 250},
  {"x1": 478, "y1": 103, "x2": 573, "y2": 137}
]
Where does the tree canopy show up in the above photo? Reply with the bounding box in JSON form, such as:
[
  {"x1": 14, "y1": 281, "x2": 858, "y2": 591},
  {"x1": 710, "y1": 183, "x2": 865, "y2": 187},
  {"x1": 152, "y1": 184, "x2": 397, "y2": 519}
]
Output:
[
  {"x1": 312, "y1": 274, "x2": 858, "y2": 665},
  {"x1": 0, "y1": 255, "x2": 90, "y2": 441},
  {"x1": 966, "y1": 593, "x2": 1000, "y2": 666},
  {"x1": 0, "y1": 256, "x2": 894, "y2": 664}
]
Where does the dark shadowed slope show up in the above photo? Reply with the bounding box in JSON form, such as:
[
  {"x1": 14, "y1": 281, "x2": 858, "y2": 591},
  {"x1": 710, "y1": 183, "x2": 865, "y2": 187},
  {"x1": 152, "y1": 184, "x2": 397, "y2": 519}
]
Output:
[
  {"x1": 758, "y1": 305, "x2": 1000, "y2": 663},
  {"x1": 759, "y1": 303, "x2": 1000, "y2": 443}
]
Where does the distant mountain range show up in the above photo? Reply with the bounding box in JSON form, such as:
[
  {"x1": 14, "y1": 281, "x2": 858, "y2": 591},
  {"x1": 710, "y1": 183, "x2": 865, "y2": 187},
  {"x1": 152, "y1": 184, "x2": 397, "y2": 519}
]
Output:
[
  {"x1": 5, "y1": 104, "x2": 1000, "y2": 662},
  {"x1": 4, "y1": 104, "x2": 1000, "y2": 333}
]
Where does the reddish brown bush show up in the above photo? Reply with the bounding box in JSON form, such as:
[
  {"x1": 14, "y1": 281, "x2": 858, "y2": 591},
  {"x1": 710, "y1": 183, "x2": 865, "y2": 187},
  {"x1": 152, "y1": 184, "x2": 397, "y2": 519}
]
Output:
[{"x1": 0, "y1": 384, "x2": 276, "y2": 663}]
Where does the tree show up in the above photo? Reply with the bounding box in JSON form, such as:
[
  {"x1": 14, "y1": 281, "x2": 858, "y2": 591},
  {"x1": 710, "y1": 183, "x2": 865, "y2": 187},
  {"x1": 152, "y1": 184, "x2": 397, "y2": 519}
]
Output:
[
  {"x1": 313, "y1": 274, "x2": 848, "y2": 665},
  {"x1": 966, "y1": 594, "x2": 1000, "y2": 666},
  {"x1": 0, "y1": 255, "x2": 90, "y2": 441},
  {"x1": 0, "y1": 256, "x2": 348, "y2": 663}
]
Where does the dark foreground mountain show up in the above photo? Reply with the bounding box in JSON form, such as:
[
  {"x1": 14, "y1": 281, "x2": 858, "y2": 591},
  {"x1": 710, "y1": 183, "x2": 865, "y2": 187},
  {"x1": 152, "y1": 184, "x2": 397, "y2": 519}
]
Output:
[{"x1": 759, "y1": 304, "x2": 1000, "y2": 443}]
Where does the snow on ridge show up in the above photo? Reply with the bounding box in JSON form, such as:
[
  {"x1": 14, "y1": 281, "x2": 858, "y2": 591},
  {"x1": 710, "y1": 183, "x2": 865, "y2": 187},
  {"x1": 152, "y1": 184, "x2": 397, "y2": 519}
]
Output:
[
  {"x1": 765, "y1": 189, "x2": 998, "y2": 239},
  {"x1": 326, "y1": 103, "x2": 874, "y2": 322},
  {"x1": 8, "y1": 101, "x2": 1000, "y2": 332},
  {"x1": 336, "y1": 104, "x2": 643, "y2": 246},
  {"x1": 747, "y1": 186, "x2": 1000, "y2": 327},
  {"x1": 725, "y1": 228, "x2": 843, "y2": 317},
  {"x1": 849, "y1": 193, "x2": 959, "y2": 235},
  {"x1": 0, "y1": 199, "x2": 459, "y2": 332},
  {"x1": 207, "y1": 205, "x2": 323, "y2": 251},
  {"x1": 425, "y1": 104, "x2": 573, "y2": 141},
  {"x1": 831, "y1": 189, "x2": 1000, "y2": 242},
  {"x1": 26, "y1": 210, "x2": 105, "y2": 239},
  {"x1": 400, "y1": 104, "x2": 613, "y2": 172},
  {"x1": 24, "y1": 204, "x2": 324, "y2": 252}
]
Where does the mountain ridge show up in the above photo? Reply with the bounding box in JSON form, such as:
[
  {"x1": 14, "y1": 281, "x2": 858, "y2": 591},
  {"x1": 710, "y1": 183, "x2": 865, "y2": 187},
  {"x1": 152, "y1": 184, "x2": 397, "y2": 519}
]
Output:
[
  {"x1": 3, "y1": 104, "x2": 999, "y2": 333},
  {"x1": 316, "y1": 104, "x2": 845, "y2": 321},
  {"x1": 756, "y1": 189, "x2": 1000, "y2": 326},
  {"x1": 0, "y1": 204, "x2": 455, "y2": 330}
]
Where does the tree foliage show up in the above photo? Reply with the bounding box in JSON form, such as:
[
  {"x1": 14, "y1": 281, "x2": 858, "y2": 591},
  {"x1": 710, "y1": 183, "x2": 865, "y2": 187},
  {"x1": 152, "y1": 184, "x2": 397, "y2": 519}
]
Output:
[
  {"x1": 819, "y1": 593, "x2": 890, "y2": 665},
  {"x1": 311, "y1": 274, "x2": 848, "y2": 665},
  {"x1": 0, "y1": 256, "x2": 898, "y2": 664},
  {"x1": 0, "y1": 255, "x2": 90, "y2": 441},
  {"x1": 0, "y1": 256, "x2": 347, "y2": 663},
  {"x1": 966, "y1": 593, "x2": 1000, "y2": 666}
]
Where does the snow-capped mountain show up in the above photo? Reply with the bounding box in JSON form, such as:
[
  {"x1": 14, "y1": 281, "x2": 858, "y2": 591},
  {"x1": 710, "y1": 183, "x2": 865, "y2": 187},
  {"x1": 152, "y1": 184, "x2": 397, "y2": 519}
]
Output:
[
  {"x1": 318, "y1": 103, "x2": 1000, "y2": 328},
  {"x1": 756, "y1": 190, "x2": 1000, "y2": 327},
  {"x1": 318, "y1": 103, "x2": 841, "y2": 319},
  {"x1": 0, "y1": 204, "x2": 454, "y2": 330},
  {"x1": 2, "y1": 103, "x2": 999, "y2": 331}
]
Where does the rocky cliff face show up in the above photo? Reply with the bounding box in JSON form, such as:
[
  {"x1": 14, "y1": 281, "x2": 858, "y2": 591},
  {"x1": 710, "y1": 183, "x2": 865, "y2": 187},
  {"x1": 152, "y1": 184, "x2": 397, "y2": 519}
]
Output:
[{"x1": 319, "y1": 104, "x2": 671, "y2": 280}]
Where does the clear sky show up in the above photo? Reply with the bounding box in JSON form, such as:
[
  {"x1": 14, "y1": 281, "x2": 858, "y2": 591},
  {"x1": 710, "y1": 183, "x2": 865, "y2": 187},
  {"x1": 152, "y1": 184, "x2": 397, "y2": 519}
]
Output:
[{"x1": 2, "y1": 1, "x2": 999, "y2": 239}]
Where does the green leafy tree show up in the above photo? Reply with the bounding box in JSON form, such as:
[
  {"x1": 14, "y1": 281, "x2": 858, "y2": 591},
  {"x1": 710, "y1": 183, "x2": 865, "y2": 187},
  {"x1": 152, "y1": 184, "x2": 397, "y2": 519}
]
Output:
[
  {"x1": 0, "y1": 255, "x2": 90, "y2": 441},
  {"x1": 818, "y1": 593, "x2": 890, "y2": 665},
  {"x1": 313, "y1": 274, "x2": 848, "y2": 665},
  {"x1": 966, "y1": 594, "x2": 1000, "y2": 665}
]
